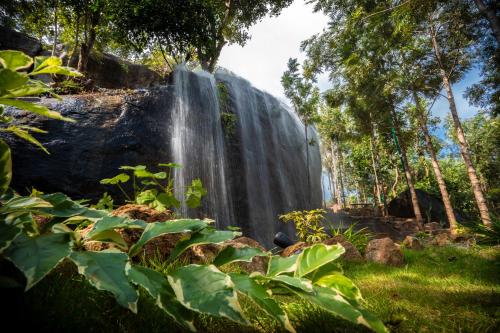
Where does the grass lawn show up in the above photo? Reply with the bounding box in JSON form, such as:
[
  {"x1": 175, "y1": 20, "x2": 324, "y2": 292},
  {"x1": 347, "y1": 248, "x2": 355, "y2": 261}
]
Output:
[{"x1": 3, "y1": 245, "x2": 499, "y2": 333}]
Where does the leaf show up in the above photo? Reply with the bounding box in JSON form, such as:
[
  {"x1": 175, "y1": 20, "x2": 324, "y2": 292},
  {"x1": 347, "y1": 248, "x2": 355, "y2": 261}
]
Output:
[
  {"x1": 85, "y1": 216, "x2": 146, "y2": 239},
  {"x1": 0, "y1": 69, "x2": 29, "y2": 91},
  {"x1": 295, "y1": 243, "x2": 345, "y2": 277},
  {"x1": 0, "y1": 196, "x2": 52, "y2": 214},
  {"x1": 229, "y1": 273, "x2": 295, "y2": 333},
  {"x1": 268, "y1": 275, "x2": 313, "y2": 292},
  {"x1": 0, "y1": 139, "x2": 12, "y2": 194},
  {"x1": 119, "y1": 165, "x2": 146, "y2": 171},
  {"x1": 89, "y1": 230, "x2": 128, "y2": 249},
  {"x1": 185, "y1": 178, "x2": 207, "y2": 208},
  {"x1": 158, "y1": 162, "x2": 181, "y2": 168},
  {"x1": 290, "y1": 285, "x2": 387, "y2": 333},
  {"x1": 38, "y1": 193, "x2": 107, "y2": 218},
  {"x1": 70, "y1": 251, "x2": 139, "y2": 313},
  {"x1": 33, "y1": 56, "x2": 62, "y2": 70},
  {"x1": 168, "y1": 229, "x2": 241, "y2": 261},
  {"x1": 266, "y1": 254, "x2": 298, "y2": 277},
  {"x1": 1, "y1": 84, "x2": 50, "y2": 98},
  {"x1": 127, "y1": 265, "x2": 195, "y2": 331},
  {"x1": 213, "y1": 246, "x2": 267, "y2": 267},
  {"x1": 30, "y1": 62, "x2": 81, "y2": 77},
  {"x1": 0, "y1": 220, "x2": 22, "y2": 253},
  {"x1": 168, "y1": 264, "x2": 248, "y2": 325},
  {"x1": 1, "y1": 125, "x2": 48, "y2": 154},
  {"x1": 134, "y1": 169, "x2": 166, "y2": 179},
  {"x1": 100, "y1": 173, "x2": 130, "y2": 185},
  {"x1": 0, "y1": 98, "x2": 75, "y2": 122},
  {"x1": 129, "y1": 219, "x2": 208, "y2": 257},
  {"x1": 314, "y1": 272, "x2": 362, "y2": 303},
  {"x1": 0, "y1": 50, "x2": 33, "y2": 70},
  {"x1": 4, "y1": 232, "x2": 72, "y2": 290}
]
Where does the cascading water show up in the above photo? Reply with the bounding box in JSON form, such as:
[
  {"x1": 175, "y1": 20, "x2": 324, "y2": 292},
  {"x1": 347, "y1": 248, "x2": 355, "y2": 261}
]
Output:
[{"x1": 170, "y1": 66, "x2": 235, "y2": 228}]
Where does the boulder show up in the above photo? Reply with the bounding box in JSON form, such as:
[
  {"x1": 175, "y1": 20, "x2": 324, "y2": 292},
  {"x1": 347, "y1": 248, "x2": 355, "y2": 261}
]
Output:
[
  {"x1": 282, "y1": 242, "x2": 308, "y2": 257},
  {"x1": 222, "y1": 237, "x2": 268, "y2": 274},
  {"x1": 0, "y1": 25, "x2": 43, "y2": 56},
  {"x1": 388, "y1": 189, "x2": 463, "y2": 226},
  {"x1": 324, "y1": 236, "x2": 363, "y2": 262},
  {"x1": 402, "y1": 236, "x2": 423, "y2": 250},
  {"x1": 433, "y1": 232, "x2": 452, "y2": 247},
  {"x1": 365, "y1": 237, "x2": 404, "y2": 266}
]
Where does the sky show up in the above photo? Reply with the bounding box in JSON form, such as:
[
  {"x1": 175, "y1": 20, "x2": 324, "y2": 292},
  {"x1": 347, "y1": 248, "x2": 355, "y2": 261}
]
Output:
[{"x1": 218, "y1": 0, "x2": 482, "y2": 131}]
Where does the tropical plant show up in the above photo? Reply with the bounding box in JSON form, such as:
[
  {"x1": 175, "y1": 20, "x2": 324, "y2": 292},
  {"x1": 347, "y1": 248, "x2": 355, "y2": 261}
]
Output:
[
  {"x1": 100, "y1": 163, "x2": 207, "y2": 212},
  {"x1": 0, "y1": 50, "x2": 81, "y2": 153},
  {"x1": 279, "y1": 209, "x2": 329, "y2": 244},
  {"x1": 330, "y1": 223, "x2": 372, "y2": 254}
]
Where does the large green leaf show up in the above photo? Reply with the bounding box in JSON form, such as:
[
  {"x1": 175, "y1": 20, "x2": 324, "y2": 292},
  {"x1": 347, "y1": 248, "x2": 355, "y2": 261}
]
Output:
[
  {"x1": 295, "y1": 243, "x2": 345, "y2": 277},
  {"x1": 33, "y1": 56, "x2": 61, "y2": 70},
  {"x1": 85, "y1": 216, "x2": 146, "y2": 240},
  {"x1": 229, "y1": 273, "x2": 295, "y2": 333},
  {"x1": 314, "y1": 272, "x2": 362, "y2": 303},
  {"x1": 4, "y1": 232, "x2": 72, "y2": 290},
  {"x1": 0, "y1": 69, "x2": 29, "y2": 92},
  {"x1": 70, "y1": 251, "x2": 139, "y2": 313},
  {"x1": 185, "y1": 178, "x2": 207, "y2": 208},
  {"x1": 0, "y1": 98, "x2": 75, "y2": 122},
  {"x1": 0, "y1": 196, "x2": 52, "y2": 214},
  {"x1": 268, "y1": 275, "x2": 313, "y2": 292},
  {"x1": 0, "y1": 50, "x2": 33, "y2": 70},
  {"x1": 127, "y1": 265, "x2": 195, "y2": 331},
  {"x1": 213, "y1": 246, "x2": 267, "y2": 267},
  {"x1": 266, "y1": 254, "x2": 298, "y2": 277},
  {"x1": 168, "y1": 229, "x2": 241, "y2": 261},
  {"x1": 168, "y1": 264, "x2": 248, "y2": 325},
  {"x1": 289, "y1": 285, "x2": 387, "y2": 333},
  {"x1": 1, "y1": 84, "x2": 51, "y2": 98},
  {"x1": 0, "y1": 139, "x2": 12, "y2": 194},
  {"x1": 38, "y1": 193, "x2": 107, "y2": 218},
  {"x1": 129, "y1": 219, "x2": 208, "y2": 257},
  {"x1": 0, "y1": 220, "x2": 22, "y2": 253}
]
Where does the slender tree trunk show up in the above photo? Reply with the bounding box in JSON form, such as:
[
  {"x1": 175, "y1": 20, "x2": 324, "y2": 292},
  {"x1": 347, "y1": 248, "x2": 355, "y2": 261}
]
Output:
[
  {"x1": 78, "y1": 7, "x2": 100, "y2": 73},
  {"x1": 390, "y1": 108, "x2": 424, "y2": 228},
  {"x1": 330, "y1": 141, "x2": 341, "y2": 207},
  {"x1": 413, "y1": 92, "x2": 458, "y2": 235},
  {"x1": 305, "y1": 124, "x2": 311, "y2": 208},
  {"x1": 392, "y1": 166, "x2": 399, "y2": 198},
  {"x1": 474, "y1": 0, "x2": 500, "y2": 45},
  {"x1": 430, "y1": 25, "x2": 492, "y2": 227},
  {"x1": 51, "y1": 1, "x2": 59, "y2": 56},
  {"x1": 337, "y1": 144, "x2": 346, "y2": 208}
]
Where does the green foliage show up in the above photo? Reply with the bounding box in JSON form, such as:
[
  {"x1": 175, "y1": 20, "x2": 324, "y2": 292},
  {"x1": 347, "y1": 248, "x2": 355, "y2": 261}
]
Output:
[
  {"x1": 0, "y1": 139, "x2": 12, "y2": 195},
  {"x1": 92, "y1": 192, "x2": 114, "y2": 211},
  {"x1": 0, "y1": 50, "x2": 81, "y2": 153},
  {"x1": 463, "y1": 216, "x2": 500, "y2": 245},
  {"x1": 220, "y1": 112, "x2": 237, "y2": 137},
  {"x1": 101, "y1": 163, "x2": 207, "y2": 211},
  {"x1": 330, "y1": 224, "x2": 372, "y2": 254},
  {"x1": 279, "y1": 209, "x2": 328, "y2": 244},
  {"x1": 0, "y1": 191, "x2": 385, "y2": 333}
]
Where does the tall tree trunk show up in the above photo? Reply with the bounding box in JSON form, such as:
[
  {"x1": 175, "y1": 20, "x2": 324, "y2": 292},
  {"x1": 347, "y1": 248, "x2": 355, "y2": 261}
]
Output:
[
  {"x1": 390, "y1": 108, "x2": 424, "y2": 229},
  {"x1": 474, "y1": 0, "x2": 500, "y2": 45},
  {"x1": 78, "y1": 7, "x2": 100, "y2": 73},
  {"x1": 430, "y1": 24, "x2": 492, "y2": 227},
  {"x1": 51, "y1": 1, "x2": 59, "y2": 56},
  {"x1": 337, "y1": 143, "x2": 346, "y2": 208},
  {"x1": 330, "y1": 141, "x2": 341, "y2": 207},
  {"x1": 305, "y1": 124, "x2": 311, "y2": 208},
  {"x1": 413, "y1": 92, "x2": 458, "y2": 235}
]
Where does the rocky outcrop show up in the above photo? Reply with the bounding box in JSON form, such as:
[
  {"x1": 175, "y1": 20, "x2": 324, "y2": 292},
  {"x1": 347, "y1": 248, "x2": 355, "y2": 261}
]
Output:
[
  {"x1": 3, "y1": 68, "x2": 322, "y2": 248},
  {"x1": 0, "y1": 25, "x2": 43, "y2": 56},
  {"x1": 365, "y1": 237, "x2": 404, "y2": 266},
  {"x1": 388, "y1": 189, "x2": 463, "y2": 226},
  {"x1": 402, "y1": 235, "x2": 423, "y2": 250}
]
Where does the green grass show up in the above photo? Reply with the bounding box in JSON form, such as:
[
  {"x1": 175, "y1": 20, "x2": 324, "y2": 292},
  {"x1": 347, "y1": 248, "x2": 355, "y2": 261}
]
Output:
[{"x1": 2, "y1": 246, "x2": 499, "y2": 332}]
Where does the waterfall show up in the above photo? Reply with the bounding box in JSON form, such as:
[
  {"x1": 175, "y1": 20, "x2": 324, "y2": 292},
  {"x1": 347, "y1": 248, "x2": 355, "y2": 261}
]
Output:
[{"x1": 170, "y1": 66, "x2": 235, "y2": 228}]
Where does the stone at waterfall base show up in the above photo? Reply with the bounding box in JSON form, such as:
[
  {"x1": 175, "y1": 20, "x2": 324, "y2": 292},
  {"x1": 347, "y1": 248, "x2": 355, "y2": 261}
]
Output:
[
  {"x1": 365, "y1": 238, "x2": 404, "y2": 266},
  {"x1": 281, "y1": 236, "x2": 363, "y2": 262},
  {"x1": 402, "y1": 236, "x2": 424, "y2": 250}
]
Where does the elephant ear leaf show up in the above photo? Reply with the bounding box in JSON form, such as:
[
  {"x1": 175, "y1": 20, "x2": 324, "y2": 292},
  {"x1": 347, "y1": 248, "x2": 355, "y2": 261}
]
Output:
[
  {"x1": 213, "y1": 246, "x2": 267, "y2": 267},
  {"x1": 295, "y1": 243, "x2": 345, "y2": 277},
  {"x1": 0, "y1": 139, "x2": 11, "y2": 195},
  {"x1": 168, "y1": 264, "x2": 248, "y2": 325},
  {"x1": 4, "y1": 232, "x2": 72, "y2": 290},
  {"x1": 70, "y1": 251, "x2": 139, "y2": 313},
  {"x1": 0, "y1": 50, "x2": 33, "y2": 70}
]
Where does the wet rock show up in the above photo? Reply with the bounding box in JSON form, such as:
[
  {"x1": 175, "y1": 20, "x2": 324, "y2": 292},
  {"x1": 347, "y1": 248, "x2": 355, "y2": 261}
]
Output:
[
  {"x1": 402, "y1": 236, "x2": 423, "y2": 250},
  {"x1": 365, "y1": 237, "x2": 404, "y2": 266},
  {"x1": 0, "y1": 26, "x2": 43, "y2": 57},
  {"x1": 281, "y1": 242, "x2": 308, "y2": 257}
]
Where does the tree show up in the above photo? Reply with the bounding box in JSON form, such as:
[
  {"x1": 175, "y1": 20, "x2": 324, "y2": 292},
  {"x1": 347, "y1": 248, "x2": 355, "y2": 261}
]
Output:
[{"x1": 281, "y1": 58, "x2": 320, "y2": 208}]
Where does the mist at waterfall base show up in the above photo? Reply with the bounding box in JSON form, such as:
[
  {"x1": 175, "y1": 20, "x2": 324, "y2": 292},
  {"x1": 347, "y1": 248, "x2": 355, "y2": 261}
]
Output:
[{"x1": 5, "y1": 66, "x2": 322, "y2": 248}]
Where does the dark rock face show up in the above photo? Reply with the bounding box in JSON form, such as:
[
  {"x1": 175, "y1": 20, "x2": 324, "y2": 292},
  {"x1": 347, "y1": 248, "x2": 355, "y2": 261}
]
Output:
[
  {"x1": 388, "y1": 189, "x2": 462, "y2": 226},
  {"x1": 0, "y1": 25, "x2": 43, "y2": 56},
  {"x1": 3, "y1": 68, "x2": 322, "y2": 248},
  {"x1": 84, "y1": 53, "x2": 161, "y2": 89}
]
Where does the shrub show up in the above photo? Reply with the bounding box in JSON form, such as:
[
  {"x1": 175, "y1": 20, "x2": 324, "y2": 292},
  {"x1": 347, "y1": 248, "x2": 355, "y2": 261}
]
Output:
[
  {"x1": 330, "y1": 223, "x2": 372, "y2": 253},
  {"x1": 279, "y1": 209, "x2": 329, "y2": 244}
]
